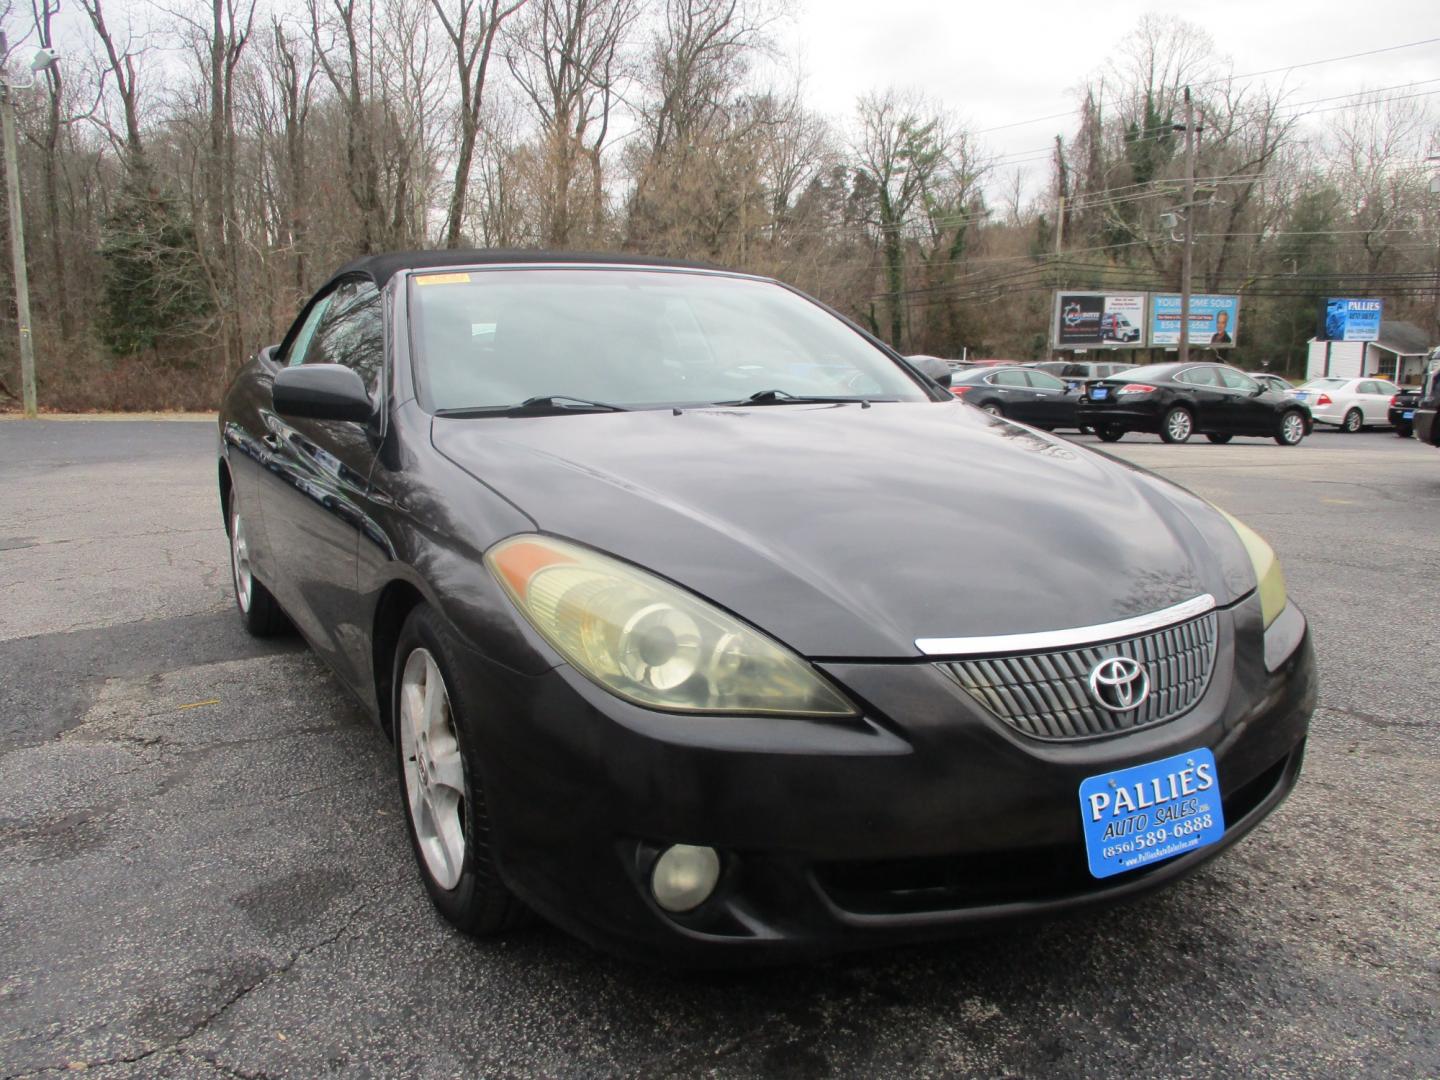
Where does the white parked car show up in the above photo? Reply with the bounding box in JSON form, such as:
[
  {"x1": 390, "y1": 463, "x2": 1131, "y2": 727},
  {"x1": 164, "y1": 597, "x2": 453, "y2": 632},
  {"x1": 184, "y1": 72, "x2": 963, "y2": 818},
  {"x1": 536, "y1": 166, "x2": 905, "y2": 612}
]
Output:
[{"x1": 1291, "y1": 377, "x2": 1401, "y2": 432}]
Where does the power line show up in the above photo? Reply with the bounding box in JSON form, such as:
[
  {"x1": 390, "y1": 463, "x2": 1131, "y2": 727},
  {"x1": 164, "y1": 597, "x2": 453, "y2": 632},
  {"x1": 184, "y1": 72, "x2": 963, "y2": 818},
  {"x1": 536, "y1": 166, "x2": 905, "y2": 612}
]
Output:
[{"x1": 972, "y1": 36, "x2": 1440, "y2": 137}]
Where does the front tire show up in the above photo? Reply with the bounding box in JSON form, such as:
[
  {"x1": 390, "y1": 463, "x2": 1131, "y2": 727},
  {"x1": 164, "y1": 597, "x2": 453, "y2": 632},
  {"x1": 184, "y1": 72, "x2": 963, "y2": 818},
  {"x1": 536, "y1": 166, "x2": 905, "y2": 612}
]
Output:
[
  {"x1": 1160, "y1": 406, "x2": 1194, "y2": 444},
  {"x1": 393, "y1": 605, "x2": 529, "y2": 937},
  {"x1": 227, "y1": 498, "x2": 288, "y2": 636},
  {"x1": 1342, "y1": 408, "x2": 1363, "y2": 433},
  {"x1": 1275, "y1": 410, "x2": 1307, "y2": 446}
]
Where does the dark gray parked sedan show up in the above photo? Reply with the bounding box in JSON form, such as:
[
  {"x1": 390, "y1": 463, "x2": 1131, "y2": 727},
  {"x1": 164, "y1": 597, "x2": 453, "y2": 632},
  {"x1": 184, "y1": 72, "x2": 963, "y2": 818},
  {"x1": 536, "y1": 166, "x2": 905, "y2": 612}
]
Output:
[{"x1": 217, "y1": 250, "x2": 1316, "y2": 964}]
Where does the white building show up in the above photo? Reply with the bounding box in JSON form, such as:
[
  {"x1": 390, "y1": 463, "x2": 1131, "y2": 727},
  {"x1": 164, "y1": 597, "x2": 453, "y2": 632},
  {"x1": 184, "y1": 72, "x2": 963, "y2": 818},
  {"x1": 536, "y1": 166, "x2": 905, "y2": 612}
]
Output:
[{"x1": 1306, "y1": 320, "x2": 1434, "y2": 384}]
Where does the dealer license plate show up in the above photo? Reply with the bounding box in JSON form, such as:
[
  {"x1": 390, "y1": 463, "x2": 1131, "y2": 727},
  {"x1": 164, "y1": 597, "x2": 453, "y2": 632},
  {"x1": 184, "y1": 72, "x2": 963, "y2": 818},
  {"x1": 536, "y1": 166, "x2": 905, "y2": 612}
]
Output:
[
  {"x1": 1078, "y1": 749, "x2": 1225, "y2": 879},
  {"x1": 1403, "y1": 410, "x2": 1415, "y2": 419},
  {"x1": 1091, "y1": 387, "x2": 1109, "y2": 400}
]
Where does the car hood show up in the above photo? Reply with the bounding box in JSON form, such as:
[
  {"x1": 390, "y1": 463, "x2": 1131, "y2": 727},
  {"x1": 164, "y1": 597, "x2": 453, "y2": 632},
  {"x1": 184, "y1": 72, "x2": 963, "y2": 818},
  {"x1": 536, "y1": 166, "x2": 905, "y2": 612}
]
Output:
[{"x1": 432, "y1": 403, "x2": 1252, "y2": 659}]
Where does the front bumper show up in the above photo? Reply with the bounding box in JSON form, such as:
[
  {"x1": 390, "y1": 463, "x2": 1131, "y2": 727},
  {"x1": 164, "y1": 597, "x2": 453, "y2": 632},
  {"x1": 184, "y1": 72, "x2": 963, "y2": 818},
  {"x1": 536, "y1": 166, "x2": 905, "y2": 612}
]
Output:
[{"x1": 459, "y1": 592, "x2": 1316, "y2": 966}]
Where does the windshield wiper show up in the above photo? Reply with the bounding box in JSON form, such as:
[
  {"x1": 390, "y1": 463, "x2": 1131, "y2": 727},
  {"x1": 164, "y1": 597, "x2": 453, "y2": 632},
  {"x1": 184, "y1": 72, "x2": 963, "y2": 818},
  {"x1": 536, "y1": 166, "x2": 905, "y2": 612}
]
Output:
[
  {"x1": 714, "y1": 389, "x2": 893, "y2": 407},
  {"x1": 435, "y1": 395, "x2": 631, "y2": 418}
]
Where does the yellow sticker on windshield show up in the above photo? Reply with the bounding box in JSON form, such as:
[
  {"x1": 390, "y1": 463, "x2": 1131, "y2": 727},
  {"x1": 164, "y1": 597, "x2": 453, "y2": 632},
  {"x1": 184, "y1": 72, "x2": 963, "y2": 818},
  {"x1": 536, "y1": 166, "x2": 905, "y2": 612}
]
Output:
[{"x1": 416, "y1": 272, "x2": 471, "y2": 286}]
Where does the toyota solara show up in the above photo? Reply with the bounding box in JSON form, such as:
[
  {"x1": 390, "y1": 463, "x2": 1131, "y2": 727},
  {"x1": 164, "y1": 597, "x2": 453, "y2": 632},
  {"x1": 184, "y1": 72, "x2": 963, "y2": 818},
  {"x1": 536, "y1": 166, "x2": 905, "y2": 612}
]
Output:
[{"x1": 217, "y1": 251, "x2": 1317, "y2": 965}]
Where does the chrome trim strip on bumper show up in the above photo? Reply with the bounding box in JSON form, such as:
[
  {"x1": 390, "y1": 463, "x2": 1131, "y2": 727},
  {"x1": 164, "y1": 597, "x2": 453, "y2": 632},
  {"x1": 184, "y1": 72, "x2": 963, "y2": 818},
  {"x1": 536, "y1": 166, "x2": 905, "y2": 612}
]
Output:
[{"x1": 915, "y1": 593, "x2": 1218, "y2": 657}]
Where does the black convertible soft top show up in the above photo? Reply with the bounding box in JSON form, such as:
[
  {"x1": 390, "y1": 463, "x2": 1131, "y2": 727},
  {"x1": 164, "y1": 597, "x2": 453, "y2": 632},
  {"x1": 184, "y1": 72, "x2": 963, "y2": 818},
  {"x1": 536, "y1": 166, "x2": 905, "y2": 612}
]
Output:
[{"x1": 332, "y1": 249, "x2": 719, "y2": 289}]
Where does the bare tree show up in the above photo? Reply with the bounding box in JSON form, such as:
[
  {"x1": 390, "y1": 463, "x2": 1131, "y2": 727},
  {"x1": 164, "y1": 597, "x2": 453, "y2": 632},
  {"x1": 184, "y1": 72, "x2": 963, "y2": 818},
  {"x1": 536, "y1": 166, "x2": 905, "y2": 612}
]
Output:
[
  {"x1": 431, "y1": 0, "x2": 527, "y2": 247},
  {"x1": 309, "y1": 0, "x2": 385, "y2": 251},
  {"x1": 28, "y1": 0, "x2": 69, "y2": 337},
  {"x1": 506, "y1": 0, "x2": 640, "y2": 245},
  {"x1": 78, "y1": 0, "x2": 144, "y2": 168},
  {"x1": 852, "y1": 89, "x2": 967, "y2": 348},
  {"x1": 265, "y1": 17, "x2": 318, "y2": 293}
]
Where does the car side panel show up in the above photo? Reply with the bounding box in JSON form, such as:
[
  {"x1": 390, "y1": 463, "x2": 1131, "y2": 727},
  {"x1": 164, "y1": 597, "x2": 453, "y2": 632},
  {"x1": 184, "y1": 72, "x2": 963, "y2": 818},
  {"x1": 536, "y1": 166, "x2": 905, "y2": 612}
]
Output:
[
  {"x1": 219, "y1": 357, "x2": 282, "y2": 589},
  {"x1": 259, "y1": 412, "x2": 377, "y2": 687}
]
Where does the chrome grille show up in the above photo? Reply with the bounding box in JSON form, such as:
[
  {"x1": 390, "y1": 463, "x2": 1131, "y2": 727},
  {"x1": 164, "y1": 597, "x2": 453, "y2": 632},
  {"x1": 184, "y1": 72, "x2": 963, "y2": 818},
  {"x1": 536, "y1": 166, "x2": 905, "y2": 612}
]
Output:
[{"x1": 939, "y1": 611, "x2": 1218, "y2": 740}]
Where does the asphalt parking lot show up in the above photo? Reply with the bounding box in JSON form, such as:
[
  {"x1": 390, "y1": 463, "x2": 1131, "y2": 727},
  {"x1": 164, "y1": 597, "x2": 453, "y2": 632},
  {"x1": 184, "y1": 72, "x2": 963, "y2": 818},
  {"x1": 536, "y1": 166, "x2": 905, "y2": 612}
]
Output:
[{"x1": 2, "y1": 418, "x2": 1437, "y2": 1079}]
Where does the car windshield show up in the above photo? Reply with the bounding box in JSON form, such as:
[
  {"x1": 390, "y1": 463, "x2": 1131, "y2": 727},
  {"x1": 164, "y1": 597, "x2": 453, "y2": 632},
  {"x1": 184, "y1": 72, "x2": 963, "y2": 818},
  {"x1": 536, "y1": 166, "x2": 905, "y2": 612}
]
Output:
[
  {"x1": 1300, "y1": 378, "x2": 1347, "y2": 389},
  {"x1": 407, "y1": 267, "x2": 930, "y2": 411}
]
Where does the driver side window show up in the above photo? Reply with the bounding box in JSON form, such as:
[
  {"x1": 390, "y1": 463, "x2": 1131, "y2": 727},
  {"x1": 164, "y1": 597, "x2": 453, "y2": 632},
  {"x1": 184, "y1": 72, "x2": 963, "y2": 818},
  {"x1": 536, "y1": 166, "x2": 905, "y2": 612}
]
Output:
[
  {"x1": 284, "y1": 293, "x2": 335, "y2": 367},
  {"x1": 302, "y1": 279, "x2": 385, "y2": 399}
]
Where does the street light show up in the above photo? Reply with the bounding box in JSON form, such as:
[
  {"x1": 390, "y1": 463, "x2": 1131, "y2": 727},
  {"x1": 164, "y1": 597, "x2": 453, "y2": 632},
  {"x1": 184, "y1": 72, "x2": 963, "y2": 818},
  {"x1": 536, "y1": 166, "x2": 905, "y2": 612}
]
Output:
[{"x1": 0, "y1": 39, "x2": 59, "y2": 418}]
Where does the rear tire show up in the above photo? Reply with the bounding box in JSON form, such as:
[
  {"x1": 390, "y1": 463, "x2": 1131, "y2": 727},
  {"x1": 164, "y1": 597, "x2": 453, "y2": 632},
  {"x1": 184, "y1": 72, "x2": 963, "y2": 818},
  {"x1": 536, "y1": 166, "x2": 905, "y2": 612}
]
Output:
[
  {"x1": 1342, "y1": 408, "x2": 1363, "y2": 433},
  {"x1": 1205, "y1": 433, "x2": 1233, "y2": 444},
  {"x1": 393, "y1": 604, "x2": 531, "y2": 937},
  {"x1": 980, "y1": 402, "x2": 1003, "y2": 417},
  {"x1": 227, "y1": 498, "x2": 288, "y2": 637},
  {"x1": 1395, "y1": 424, "x2": 1412, "y2": 439},
  {"x1": 1160, "y1": 406, "x2": 1194, "y2": 444},
  {"x1": 1275, "y1": 410, "x2": 1307, "y2": 446},
  {"x1": 1095, "y1": 424, "x2": 1125, "y2": 443}
]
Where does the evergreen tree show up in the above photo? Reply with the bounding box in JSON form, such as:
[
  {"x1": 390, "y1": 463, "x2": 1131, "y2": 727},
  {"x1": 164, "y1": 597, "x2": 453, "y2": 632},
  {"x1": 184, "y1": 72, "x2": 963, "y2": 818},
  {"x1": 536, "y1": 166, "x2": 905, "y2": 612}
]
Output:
[{"x1": 98, "y1": 178, "x2": 213, "y2": 359}]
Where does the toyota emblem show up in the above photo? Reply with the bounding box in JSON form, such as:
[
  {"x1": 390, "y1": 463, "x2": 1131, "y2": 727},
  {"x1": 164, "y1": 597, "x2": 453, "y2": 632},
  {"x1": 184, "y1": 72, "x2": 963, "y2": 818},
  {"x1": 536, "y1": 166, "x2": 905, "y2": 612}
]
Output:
[{"x1": 1088, "y1": 656, "x2": 1150, "y2": 712}]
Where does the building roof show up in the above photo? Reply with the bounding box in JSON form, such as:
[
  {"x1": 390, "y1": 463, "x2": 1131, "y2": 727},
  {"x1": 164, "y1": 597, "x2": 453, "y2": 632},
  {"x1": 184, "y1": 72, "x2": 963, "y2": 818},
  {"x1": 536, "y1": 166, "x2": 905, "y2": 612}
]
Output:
[
  {"x1": 331, "y1": 249, "x2": 720, "y2": 288},
  {"x1": 1371, "y1": 319, "x2": 1434, "y2": 356}
]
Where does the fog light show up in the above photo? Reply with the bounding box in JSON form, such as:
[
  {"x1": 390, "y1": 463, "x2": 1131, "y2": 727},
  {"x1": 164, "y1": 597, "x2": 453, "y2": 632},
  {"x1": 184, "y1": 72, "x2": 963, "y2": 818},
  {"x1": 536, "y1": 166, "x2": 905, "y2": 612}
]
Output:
[{"x1": 650, "y1": 844, "x2": 720, "y2": 913}]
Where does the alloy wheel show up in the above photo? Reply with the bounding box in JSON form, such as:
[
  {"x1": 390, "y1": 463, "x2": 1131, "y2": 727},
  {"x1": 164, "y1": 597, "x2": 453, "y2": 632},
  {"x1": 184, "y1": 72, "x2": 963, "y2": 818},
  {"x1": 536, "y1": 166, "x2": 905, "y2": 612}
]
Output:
[
  {"x1": 1165, "y1": 409, "x2": 1193, "y2": 442},
  {"x1": 1343, "y1": 410, "x2": 1362, "y2": 433},
  {"x1": 399, "y1": 648, "x2": 467, "y2": 890},
  {"x1": 229, "y1": 505, "x2": 252, "y2": 613},
  {"x1": 1281, "y1": 412, "x2": 1305, "y2": 445}
]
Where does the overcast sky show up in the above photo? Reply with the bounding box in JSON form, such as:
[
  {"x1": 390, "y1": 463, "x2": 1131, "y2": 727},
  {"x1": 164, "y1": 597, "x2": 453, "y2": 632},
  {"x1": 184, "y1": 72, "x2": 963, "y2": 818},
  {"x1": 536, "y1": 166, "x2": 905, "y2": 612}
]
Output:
[
  {"x1": 36, "y1": 0, "x2": 1438, "y2": 205},
  {"x1": 780, "y1": 0, "x2": 1439, "y2": 195}
]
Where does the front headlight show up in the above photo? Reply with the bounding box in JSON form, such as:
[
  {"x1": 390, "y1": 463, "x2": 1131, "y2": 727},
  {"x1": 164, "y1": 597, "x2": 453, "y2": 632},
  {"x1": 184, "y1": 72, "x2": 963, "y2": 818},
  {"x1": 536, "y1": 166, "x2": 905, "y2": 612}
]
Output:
[
  {"x1": 486, "y1": 535, "x2": 856, "y2": 717},
  {"x1": 1219, "y1": 510, "x2": 1287, "y2": 628}
]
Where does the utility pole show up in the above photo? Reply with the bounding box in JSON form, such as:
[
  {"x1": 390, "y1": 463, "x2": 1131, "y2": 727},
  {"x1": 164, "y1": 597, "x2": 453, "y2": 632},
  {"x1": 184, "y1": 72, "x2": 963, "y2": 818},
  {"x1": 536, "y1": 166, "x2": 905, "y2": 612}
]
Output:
[
  {"x1": 1428, "y1": 156, "x2": 1439, "y2": 342},
  {"x1": 0, "y1": 37, "x2": 56, "y2": 418},
  {"x1": 1178, "y1": 86, "x2": 1196, "y2": 366}
]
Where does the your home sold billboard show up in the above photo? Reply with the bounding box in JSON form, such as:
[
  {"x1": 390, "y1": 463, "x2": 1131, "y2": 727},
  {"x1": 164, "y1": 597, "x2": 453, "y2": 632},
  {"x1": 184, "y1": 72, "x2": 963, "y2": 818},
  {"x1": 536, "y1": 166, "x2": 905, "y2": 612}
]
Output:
[
  {"x1": 1052, "y1": 292, "x2": 1147, "y2": 349},
  {"x1": 1149, "y1": 294, "x2": 1240, "y2": 348}
]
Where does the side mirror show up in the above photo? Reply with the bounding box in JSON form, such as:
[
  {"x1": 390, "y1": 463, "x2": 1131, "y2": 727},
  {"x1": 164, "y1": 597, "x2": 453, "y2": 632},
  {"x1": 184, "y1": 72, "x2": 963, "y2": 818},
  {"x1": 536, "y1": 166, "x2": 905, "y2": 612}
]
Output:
[
  {"x1": 273, "y1": 364, "x2": 372, "y2": 422},
  {"x1": 909, "y1": 355, "x2": 952, "y2": 388}
]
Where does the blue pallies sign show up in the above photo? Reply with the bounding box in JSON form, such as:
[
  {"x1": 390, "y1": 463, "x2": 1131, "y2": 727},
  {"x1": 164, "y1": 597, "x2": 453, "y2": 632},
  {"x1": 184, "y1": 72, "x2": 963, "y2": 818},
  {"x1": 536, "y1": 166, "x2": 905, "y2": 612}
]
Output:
[
  {"x1": 1078, "y1": 748, "x2": 1226, "y2": 879},
  {"x1": 1322, "y1": 298, "x2": 1383, "y2": 342}
]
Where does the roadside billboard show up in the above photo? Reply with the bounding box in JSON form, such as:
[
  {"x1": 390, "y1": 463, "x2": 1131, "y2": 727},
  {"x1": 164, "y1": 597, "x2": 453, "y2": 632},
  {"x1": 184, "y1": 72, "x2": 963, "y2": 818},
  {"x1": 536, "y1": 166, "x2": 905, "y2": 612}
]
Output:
[
  {"x1": 1320, "y1": 298, "x2": 1383, "y2": 342},
  {"x1": 1052, "y1": 292, "x2": 1147, "y2": 349},
  {"x1": 1149, "y1": 294, "x2": 1240, "y2": 348}
]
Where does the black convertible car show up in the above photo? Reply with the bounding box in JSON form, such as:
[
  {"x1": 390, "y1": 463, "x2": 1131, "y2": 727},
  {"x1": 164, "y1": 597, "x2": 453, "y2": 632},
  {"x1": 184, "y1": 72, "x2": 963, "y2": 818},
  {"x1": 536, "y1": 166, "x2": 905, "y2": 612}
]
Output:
[
  {"x1": 948, "y1": 365, "x2": 1087, "y2": 430},
  {"x1": 1077, "y1": 362, "x2": 1312, "y2": 445},
  {"x1": 218, "y1": 251, "x2": 1316, "y2": 965}
]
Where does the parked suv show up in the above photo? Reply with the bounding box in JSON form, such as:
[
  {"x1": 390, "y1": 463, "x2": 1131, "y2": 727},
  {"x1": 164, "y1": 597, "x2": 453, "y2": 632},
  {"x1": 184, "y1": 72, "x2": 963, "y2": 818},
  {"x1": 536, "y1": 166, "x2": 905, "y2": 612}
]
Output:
[
  {"x1": 1389, "y1": 388, "x2": 1421, "y2": 438},
  {"x1": 1414, "y1": 363, "x2": 1440, "y2": 449}
]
